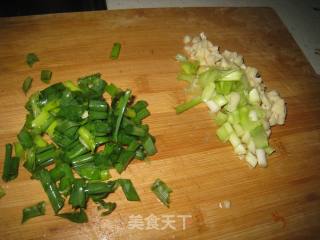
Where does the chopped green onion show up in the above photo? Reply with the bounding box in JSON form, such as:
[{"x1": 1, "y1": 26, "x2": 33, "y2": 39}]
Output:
[
  {"x1": 175, "y1": 96, "x2": 202, "y2": 114},
  {"x1": 113, "y1": 90, "x2": 131, "y2": 142},
  {"x1": 4, "y1": 71, "x2": 157, "y2": 223},
  {"x1": 22, "y1": 77, "x2": 33, "y2": 94},
  {"x1": 181, "y1": 61, "x2": 199, "y2": 75},
  {"x1": 33, "y1": 135, "x2": 48, "y2": 148},
  {"x1": 26, "y1": 53, "x2": 39, "y2": 67},
  {"x1": 41, "y1": 70, "x2": 52, "y2": 84},
  {"x1": 118, "y1": 179, "x2": 140, "y2": 201},
  {"x1": 69, "y1": 179, "x2": 87, "y2": 209},
  {"x1": 24, "y1": 148, "x2": 36, "y2": 173},
  {"x1": 142, "y1": 135, "x2": 157, "y2": 156},
  {"x1": 18, "y1": 128, "x2": 33, "y2": 149},
  {"x1": 78, "y1": 127, "x2": 96, "y2": 152},
  {"x1": 57, "y1": 208, "x2": 88, "y2": 223},
  {"x1": 151, "y1": 178, "x2": 172, "y2": 207},
  {"x1": 110, "y1": 42, "x2": 121, "y2": 60},
  {"x1": 177, "y1": 73, "x2": 195, "y2": 83},
  {"x1": 0, "y1": 186, "x2": 5, "y2": 199},
  {"x1": 86, "y1": 181, "x2": 117, "y2": 195},
  {"x1": 115, "y1": 150, "x2": 135, "y2": 174},
  {"x1": 63, "y1": 80, "x2": 81, "y2": 92},
  {"x1": 22, "y1": 201, "x2": 46, "y2": 224},
  {"x1": 36, "y1": 169, "x2": 64, "y2": 214},
  {"x1": 2, "y1": 144, "x2": 20, "y2": 182},
  {"x1": 105, "y1": 83, "x2": 121, "y2": 98},
  {"x1": 97, "y1": 201, "x2": 116, "y2": 216}
]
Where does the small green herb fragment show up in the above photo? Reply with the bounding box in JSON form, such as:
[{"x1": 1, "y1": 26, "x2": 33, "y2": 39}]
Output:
[
  {"x1": 110, "y1": 42, "x2": 121, "y2": 60},
  {"x1": 22, "y1": 201, "x2": 46, "y2": 223},
  {"x1": 0, "y1": 186, "x2": 5, "y2": 199},
  {"x1": 22, "y1": 77, "x2": 33, "y2": 94},
  {"x1": 26, "y1": 53, "x2": 39, "y2": 67},
  {"x1": 57, "y1": 208, "x2": 88, "y2": 223},
  {"x1": 151, "y1": 179, "x2": 172, "y2": 208},
  {"x1": 41, "y1": 70, "x2": 52, "y2": 84}
]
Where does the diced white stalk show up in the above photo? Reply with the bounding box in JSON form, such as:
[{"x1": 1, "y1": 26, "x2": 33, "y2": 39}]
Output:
[
  {"x1": 266, "y1": 129, "x2": 271, "y2": 137},
  {"x1": 175, "y1": 54, "x2": 187, "y2": 62},
  {"x1": 213, "y1": 94, "x2": 228, "y2": 107},
  {"x1": 234, "y1": 144, "x2": 246, "y2": 155},
  {"x1": 233, "y1": 123, "x2": 245, "y2": 137},
  {"x1": 249, "y1": 110, "x2": 258, "y2": 122},
  {"x1": 81, "y1": 110, "x2": 89, "y2": 119},
  {"x1": 205, "y1": 100, "x2": 220, "y2": 112},
  {"x1": 249, "y1": 88, "x2": 261, "y2": 105},
  {"x1": 248, "y1": 140, "x2": 256, "y2": 154},
  {"x1": 183, "y1": 35, "x2": 191, "y2": 44},
  {"x1": 256, "y1": 148, "x2": 267, "y2": 167},
  {"x1": 229, "y1": 133, "x2": 241, "y2": 148},
  {"x1": 227, "y1": 114, "x2": 234, "y2": 124},
  {"x1": 270, "y1": 99, "x2": 286, "y2": 125},
  {"x1": 201, "y1": 82, "x2": 215, "y2": 101},
  {"x1": 262, "y1": 120, "x2": 270, "y2": 131},
  {"x1": 241, "y1": 131, "x2": 251, "y2": 144},
  {"x1": 198, "y1": 66, "x2": 209, "y2": 74},
  {"x1": 184, "y1": 45, "x2": 193, "y2": 54},
  {"x1": 246, "y1": 152, "x2": 258, "y2": 168},
  {"x1": 192, "y1": 36, "x2": 200, "y2": 44},
  {"x1": 225, "y1": 92, "x2": 240, "y2": 112},
  {"x1": 224, "y1": 122, "x2": 234, "y2": 134}
]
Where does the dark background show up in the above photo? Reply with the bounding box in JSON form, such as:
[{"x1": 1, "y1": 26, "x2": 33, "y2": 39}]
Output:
[{"x1": 0, "y1": 0, "x2": 107, "y2": 17}]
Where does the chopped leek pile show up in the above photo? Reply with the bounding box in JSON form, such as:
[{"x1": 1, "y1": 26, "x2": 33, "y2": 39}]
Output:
[
  {"x1": 175, "y1": 33, "x2": 287, "y2": 168},
  {"x1": 2, "y1": 73, "x2": 158, "y2": 223}
]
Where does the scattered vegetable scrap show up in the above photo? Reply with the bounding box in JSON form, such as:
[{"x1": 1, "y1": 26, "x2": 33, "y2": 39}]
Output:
[
  {"x1": 3, "y1": 72, "x2": 159, "y2": 223},
  {"x1": 22, "y1": 77, "x2": 33, "y2": 95},
  {"x1": 22, "y1": 201, "x2": 46, "y2": 224},
  {"x1": 26, "y1": 53, "x2": 39, "y2": 67},
  {"x1": 110, "y1": 42, "x2": 121, "y2": 60},
  {"x1": 41, "y1": 70, "x2": 52, "y2": 84},
  {"x1": 175, "y1": 33, "x2": 287, "y2": 168},
  {"x1": 0, "y1": 185, "x2": 5, "y2": 199},
  {"x1": 151, "y1": 178, "x2": 172, "y2": 208}
]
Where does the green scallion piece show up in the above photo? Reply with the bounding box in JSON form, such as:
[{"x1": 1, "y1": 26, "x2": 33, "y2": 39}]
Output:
[
  {"x1": 26, "y1": 53, "x2": 39, "y2": 67},
  {"x1": 113, "y1": 90, "x2": 131, "y2": 142},
  {"x1": 36, "y1": 169, "x2": 64, "y2": 214},
  {"x1": 0, "y1": 185, "x2": 6, "y2": 199},
  {"x1": 22, "y1": 77, "x2": 33, "y2": 94},
  {"x1": 110, "y1": 42, "x2": 121, "y2": 60},
  {"x1": 97, "y1": 200, "x2": 116, "y2": 216},
  {"x1": 41, "y1": 70, "x2": 52, "y2": 84},
  {"x1": 22, "y1": 201, "x2": 46, "y2": 224},
  {"x1": 118, "y1": 179, "x2": 140, "y2": 201},
  {"x1": 175, "y1": 96, "x2": 202, "y2": 114},
  {"x1": 2, "y1": 144, "x2": 20, "y2": 182},
  {"x1": 57, "y1": 208, "x2": 88, "y2": 223}
]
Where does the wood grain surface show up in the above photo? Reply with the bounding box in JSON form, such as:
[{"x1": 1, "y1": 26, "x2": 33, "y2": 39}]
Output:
[{"x1": 0, "y1": 8, "x2": 320, "y2": 240}]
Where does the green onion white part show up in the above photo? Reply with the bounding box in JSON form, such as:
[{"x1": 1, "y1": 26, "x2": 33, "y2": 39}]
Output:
[{"x1": 175, "y1": 33, "x2": 287, "y2": 168}]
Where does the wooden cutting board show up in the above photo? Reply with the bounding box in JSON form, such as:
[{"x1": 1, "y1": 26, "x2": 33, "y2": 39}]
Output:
[{"x1": 0, "y1": 8, "x2": 319, "y2": 240}]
